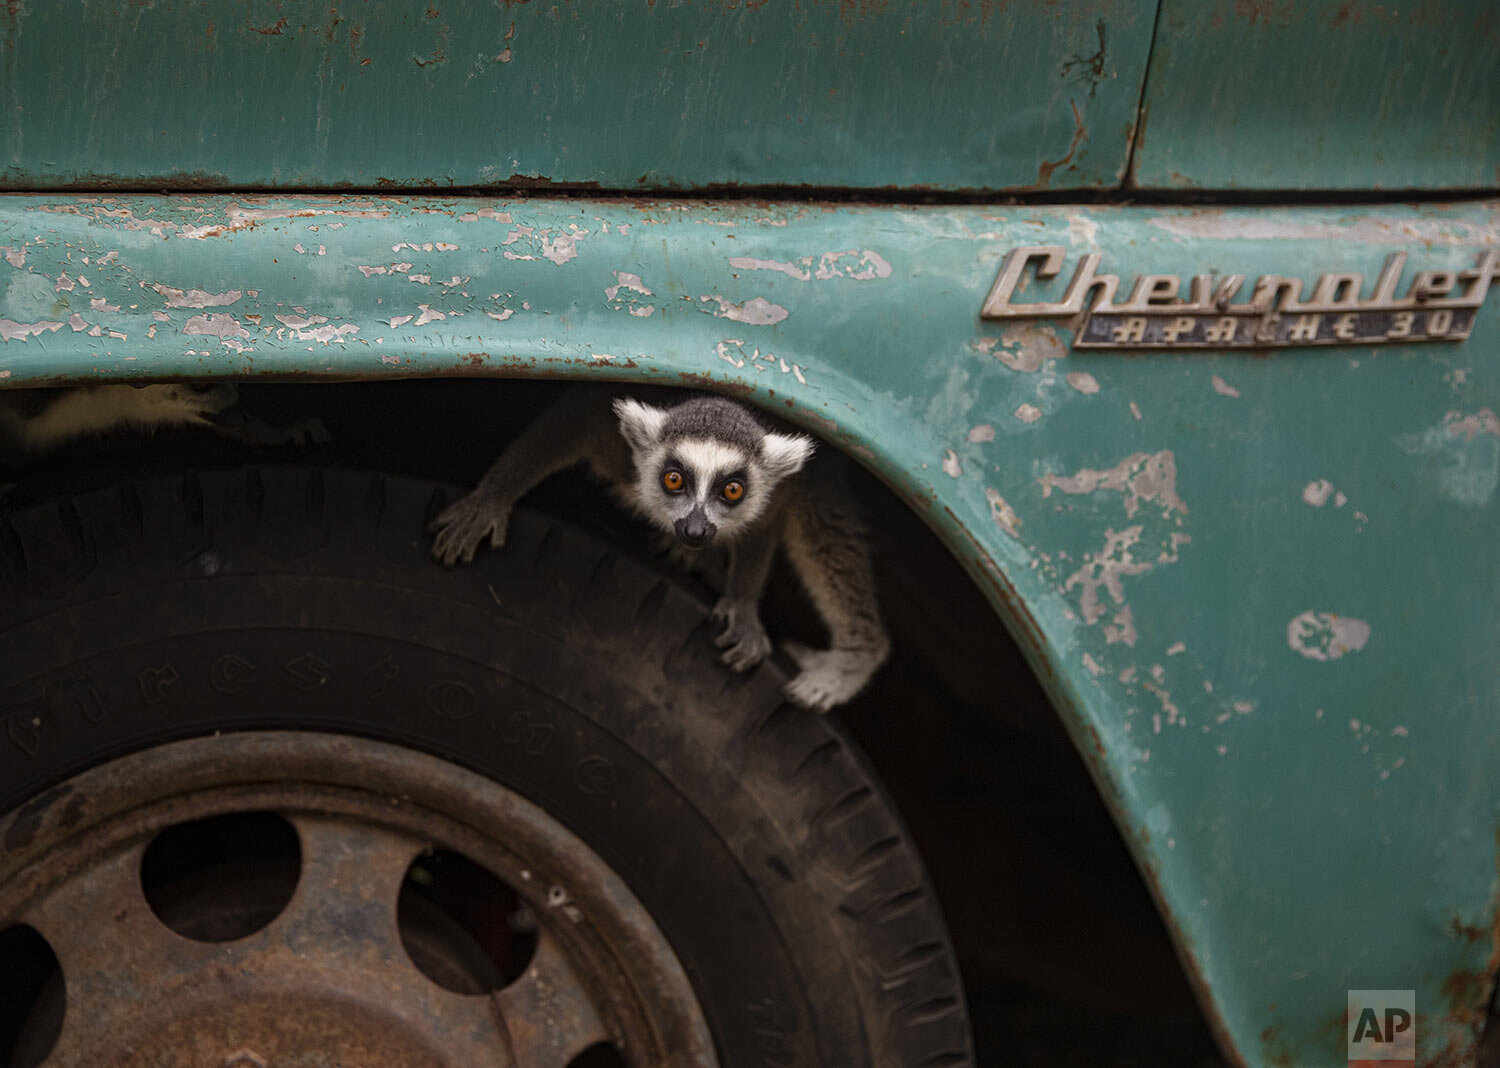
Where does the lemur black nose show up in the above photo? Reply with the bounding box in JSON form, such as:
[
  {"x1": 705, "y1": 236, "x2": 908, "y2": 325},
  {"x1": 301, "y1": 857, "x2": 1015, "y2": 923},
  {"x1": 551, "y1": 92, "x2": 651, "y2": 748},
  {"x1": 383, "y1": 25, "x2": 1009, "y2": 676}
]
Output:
[{"x1": 675, "y1": 512, "x2": 716, "y2": 548}]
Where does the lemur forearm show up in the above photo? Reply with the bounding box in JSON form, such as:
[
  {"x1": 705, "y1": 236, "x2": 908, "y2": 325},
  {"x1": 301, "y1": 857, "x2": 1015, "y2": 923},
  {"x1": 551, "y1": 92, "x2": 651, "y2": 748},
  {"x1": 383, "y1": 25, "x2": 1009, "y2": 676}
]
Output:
[
  {"x1": 723, "y1": 515, "x2": 780, "y2": 605},
  {"x1": 710, "y1": 516, "x2": 781, "y2": 671}
]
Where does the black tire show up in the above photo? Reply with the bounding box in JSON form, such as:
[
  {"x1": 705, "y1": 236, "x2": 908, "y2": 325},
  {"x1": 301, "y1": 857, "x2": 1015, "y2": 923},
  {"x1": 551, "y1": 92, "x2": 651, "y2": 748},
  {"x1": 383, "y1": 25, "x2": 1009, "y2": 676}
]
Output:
[{"x1": 0, "y1": 465, "x2": 973, "y2": 1068}]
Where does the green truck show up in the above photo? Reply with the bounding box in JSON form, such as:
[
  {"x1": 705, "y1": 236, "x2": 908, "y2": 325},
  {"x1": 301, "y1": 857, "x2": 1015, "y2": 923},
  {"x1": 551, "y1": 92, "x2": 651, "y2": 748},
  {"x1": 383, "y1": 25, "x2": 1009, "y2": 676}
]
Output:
[{"x1": 0, "y1": 3, "x2": 1496, "y2": 1066}]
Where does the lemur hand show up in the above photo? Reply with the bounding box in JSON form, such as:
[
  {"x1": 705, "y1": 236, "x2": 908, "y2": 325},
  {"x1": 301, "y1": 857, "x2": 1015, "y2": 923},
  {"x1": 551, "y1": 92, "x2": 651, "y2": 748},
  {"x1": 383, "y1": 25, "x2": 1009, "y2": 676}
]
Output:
[
  {"x1": 712, "y1": 597, "x2": 773, "y2": 672},
  {"x1": 781, "y1": 641, "x2": 887, "y2": 714},
  {"x1": 429, "y1": 491, "x2": 513, "y2": 566}
]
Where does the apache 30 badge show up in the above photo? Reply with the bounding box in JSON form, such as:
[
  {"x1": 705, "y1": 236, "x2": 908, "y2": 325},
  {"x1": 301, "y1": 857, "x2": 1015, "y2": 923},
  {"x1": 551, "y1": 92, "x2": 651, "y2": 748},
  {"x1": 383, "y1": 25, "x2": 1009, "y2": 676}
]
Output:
[{"x1": 980, "y1": 246, "x2": 1499, "y2": 349}]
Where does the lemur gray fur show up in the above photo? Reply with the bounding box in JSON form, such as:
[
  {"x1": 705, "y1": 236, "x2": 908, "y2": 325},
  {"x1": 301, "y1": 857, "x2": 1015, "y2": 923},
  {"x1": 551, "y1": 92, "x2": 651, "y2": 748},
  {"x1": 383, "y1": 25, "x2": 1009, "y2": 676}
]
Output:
[
  {"x1": 429, "y1": 387, "x2": 890, "y2": 711},
  {"x1": 0, "y1": 383, "x2": 329, "y2": 460}
]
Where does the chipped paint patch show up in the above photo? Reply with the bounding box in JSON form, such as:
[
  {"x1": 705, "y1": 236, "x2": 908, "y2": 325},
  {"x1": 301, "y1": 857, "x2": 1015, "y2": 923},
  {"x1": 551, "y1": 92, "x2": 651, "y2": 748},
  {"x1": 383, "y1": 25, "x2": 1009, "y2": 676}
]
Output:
[
  {"x1": 990, "y1": 323, "x2": 1064, "y2": 373},
  {"x1": 728, "y1": 249, "x2": 892, "y2": 282},
  {"x1": 1, "y1": 246, "x2": 24, "y2": 269},
  {"x1": 1211, "y1": 374, "x2": 1241, "y2": 398},
  {"x1": 392, "y1": 242, "x2": 458, "y2": 254},
  {"x1": 149, "y1": 284, "x2": 242, "y2": 309},
  {"x1": 1014, "y1": 403, "x2": 1042, "y2": 423},
  {"x1": 1104, "y1": 605, "x2": 1137, "y2": 646},
  {"x1": 1399, "y1": 409, "x2": 1500, "y2": 506},
  {"x1": 184, "y1": 313, "x2": 250, "y2": 339},
  {"x1": 500, "y1": 222, "x2": 590, "y2": 265},
  {"x1": 714, "y1": 339, "x2": 807, "y2": 383},
  {"x1": 542, "y1": 228, "x2": 586, "y2": 265},
  {"x1": 1302, "y1": 479, "x2": 1338, "y2": 507},
  {"x1": 1287, "y1": 611, "x2": 1371, "y2": 662},
  {"x1": 606, "y1": 271, "x2": 656, "y2": 317},
  {"x1": 605, "y1": 271, "x2": 653, "y2": 301},
  {"x1": 985, "y1": 488, "x2": 1021, "y2": 536},
  {"x1": 1445, "y1": 408, "x2": 1500, "y2": 441},
  {"x1": 275, "y1": 313, "x2": 358, "y2": 344},
  {"x1": 967, "y1": 424, "x2": 995, "y2": 443},
  {"x1": 1065, "y1": 526, "x2": 1151, "y2": 625},
  {"x1": 0, "y1": 318, "x2": 64, "y2": 342},
  {"x1": 457, "y1": 207, "x2": 512, "y2": 224},
  {"x1": 730, "y1": 256, "x2": 813, "y2": 281},
  {"x1": 942, "y1": 450, "x2": 963, "y2": 478},
  {"x1": 700, "y1": 295, "x2": 789, "y2": 326},
  {"x1": 1040, "y1": 451, "x2": 1188, "y2": 518},
  {"x1": 1067, "y1": 371, "x2": 1100, "y2": 394}
]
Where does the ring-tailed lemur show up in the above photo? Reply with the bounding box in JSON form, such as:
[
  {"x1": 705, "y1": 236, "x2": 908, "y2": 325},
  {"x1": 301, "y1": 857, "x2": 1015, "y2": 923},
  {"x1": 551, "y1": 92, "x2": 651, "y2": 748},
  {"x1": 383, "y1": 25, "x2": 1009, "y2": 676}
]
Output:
[
  {"x1": 0, "y1": 383, "x2": 329, "y2": 460},
  {"x1": 429, "y1": 387, "x2": 890, "y2": 711}
]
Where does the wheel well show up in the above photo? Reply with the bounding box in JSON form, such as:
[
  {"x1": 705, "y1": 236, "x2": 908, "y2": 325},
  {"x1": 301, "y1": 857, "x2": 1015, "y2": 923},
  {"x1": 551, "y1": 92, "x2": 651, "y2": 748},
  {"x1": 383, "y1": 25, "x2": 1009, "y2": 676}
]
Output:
[{"x1": 0, "y1": 377, "x2": 1222, "y2": 1065}]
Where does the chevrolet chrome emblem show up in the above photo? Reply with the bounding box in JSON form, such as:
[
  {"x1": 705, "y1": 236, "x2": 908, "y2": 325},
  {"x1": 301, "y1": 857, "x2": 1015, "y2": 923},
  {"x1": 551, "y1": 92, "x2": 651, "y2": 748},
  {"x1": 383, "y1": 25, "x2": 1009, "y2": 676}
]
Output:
[{"x1": 980, "y1": 246, "x2": 1499, "y2": 349}]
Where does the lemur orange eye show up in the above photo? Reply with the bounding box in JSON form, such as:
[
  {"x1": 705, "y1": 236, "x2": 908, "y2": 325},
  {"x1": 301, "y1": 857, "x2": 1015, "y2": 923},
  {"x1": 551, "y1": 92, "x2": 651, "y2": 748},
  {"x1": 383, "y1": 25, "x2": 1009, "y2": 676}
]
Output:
[
  {"x1": 662, "y1": 470, "x2": 684, "y2": 492},
  {"x1": 722, "y1": 480, "x2": 745, "y2": 502}
]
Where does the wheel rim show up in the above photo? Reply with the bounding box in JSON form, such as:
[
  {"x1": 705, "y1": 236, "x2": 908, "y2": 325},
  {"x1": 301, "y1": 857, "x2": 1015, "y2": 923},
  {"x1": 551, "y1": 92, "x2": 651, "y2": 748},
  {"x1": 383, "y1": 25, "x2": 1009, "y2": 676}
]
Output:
[{"x1": 0, "y1": 732, "x2": 718, "y2": 1068}]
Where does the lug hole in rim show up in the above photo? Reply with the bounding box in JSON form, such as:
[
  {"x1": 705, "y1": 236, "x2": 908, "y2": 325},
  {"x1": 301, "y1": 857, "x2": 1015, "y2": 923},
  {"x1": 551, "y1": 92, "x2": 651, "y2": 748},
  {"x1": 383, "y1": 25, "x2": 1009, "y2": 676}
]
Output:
[
  {"x1": 140, "y1": 811, "x2": 300, "y2": 943},
  {"x1": 398, "y1": 847, "x2": 540, "y2": 994},
  {"x1": 567, "y1": 1042, "x2": 629, "y2": 1067},
  {"x1": 0, "y1": 924, "x2": 64, "y2": 1068}
]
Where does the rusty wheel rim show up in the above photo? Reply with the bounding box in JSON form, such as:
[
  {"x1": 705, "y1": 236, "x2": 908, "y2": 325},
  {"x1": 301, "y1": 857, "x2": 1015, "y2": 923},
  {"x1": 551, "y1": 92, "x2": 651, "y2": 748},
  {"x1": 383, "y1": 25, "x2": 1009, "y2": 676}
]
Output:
[{"x1": 0, "y1": 732, "x2": 718, "y2": 1068}]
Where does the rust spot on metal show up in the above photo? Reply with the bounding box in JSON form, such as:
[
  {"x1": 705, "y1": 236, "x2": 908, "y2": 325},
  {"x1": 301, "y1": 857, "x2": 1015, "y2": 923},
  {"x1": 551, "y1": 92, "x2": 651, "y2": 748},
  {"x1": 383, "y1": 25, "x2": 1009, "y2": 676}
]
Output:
[
  {"x1": 0, "y1": 169, "x2": 235, "y2": 193},
  {"x1": 1060, "y1": 19, "x2": 1108, "y2": 98},
  {"x1": 1443, "y1": 969, "x2": 1488, "y2": 1014},
  {"x1": 1434, "y1": 827, "x2": 1500, "y2": 1060},
  {"x1": 2, "y1": 0, "x2": 25, "y2": 50},
  {"x1": 1259, "y1": 1025, "x2": 1294, "y2": 1068},
  {"x1": 672, "y1": 371, "x2": 753, "y2": 395},
  {"x1": 1330, "y1": 0, "x2": 1360, "y2": 27},
  {"x1": 1452, "y1": 912, "x2": 1488, "y2": 943},
  {"x1": 1231, "y1": 0, "x2": 1301, "y2": 28},
  {"x1": 1036, "y1": 100, "x2": 1087, "y2": 189},
  {"x1": 1081, "y1": 722, "x2": 1106, "y2": 761}
]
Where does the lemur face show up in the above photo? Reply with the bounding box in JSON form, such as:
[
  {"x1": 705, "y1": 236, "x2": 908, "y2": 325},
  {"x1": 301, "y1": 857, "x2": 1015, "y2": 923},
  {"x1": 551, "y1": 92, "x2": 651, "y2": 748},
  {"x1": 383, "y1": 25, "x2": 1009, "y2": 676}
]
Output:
[{"x1": 614, "y1": 396, "x2": 814, "y2": 547}]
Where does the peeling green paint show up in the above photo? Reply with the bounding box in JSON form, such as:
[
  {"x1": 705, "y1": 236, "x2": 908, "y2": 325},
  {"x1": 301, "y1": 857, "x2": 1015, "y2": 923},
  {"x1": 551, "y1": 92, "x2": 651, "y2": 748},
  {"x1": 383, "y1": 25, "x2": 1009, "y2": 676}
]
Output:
[{"x1": 3, "y1": 194, "x2": 1499, "y2": 1066}]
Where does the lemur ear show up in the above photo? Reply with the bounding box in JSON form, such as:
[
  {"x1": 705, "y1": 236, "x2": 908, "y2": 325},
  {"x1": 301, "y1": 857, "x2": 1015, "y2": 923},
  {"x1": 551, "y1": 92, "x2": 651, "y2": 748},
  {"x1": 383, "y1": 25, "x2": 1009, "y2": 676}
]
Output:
[
  {"x1": 613, "y1": 397, "x2": 670, "y2": 452},
  {"x1": 760, "y1": 432, "x2": 815, "y2": 480}
]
